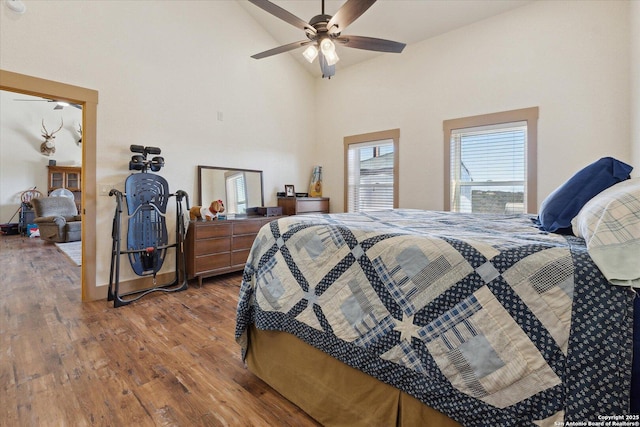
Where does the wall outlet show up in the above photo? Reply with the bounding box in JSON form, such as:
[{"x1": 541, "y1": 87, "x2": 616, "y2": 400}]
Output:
[{"x1": 99, "y1": 184, "x2": 113, "y2": 196}]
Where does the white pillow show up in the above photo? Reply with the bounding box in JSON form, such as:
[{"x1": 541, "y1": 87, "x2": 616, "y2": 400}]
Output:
[{"x1": 571, "y1": 178, "x2": 640, "y2": 287}]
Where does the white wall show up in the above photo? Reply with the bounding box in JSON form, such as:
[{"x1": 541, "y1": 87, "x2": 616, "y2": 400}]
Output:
[
  {"x1": 315, "y1": 0, "x2": 632, "y2": 212},
  {"x1": 632, "y1": 0, "x2": 640, "y2": 173},
  {"x1": 1, "y1": 0, "x2": 317, "y2": 291},
  {"x1": 0, "y1": 92, "x2": 82, "y2": 222}
]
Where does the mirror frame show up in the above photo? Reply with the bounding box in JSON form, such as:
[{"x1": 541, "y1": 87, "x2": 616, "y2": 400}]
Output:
[{"x1": 197, "y1": 165, "x2": 264, "y2": 211}]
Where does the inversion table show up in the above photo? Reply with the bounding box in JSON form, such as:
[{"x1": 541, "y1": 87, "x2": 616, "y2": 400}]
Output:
[{"x1": 108, "y1": 148, "x2": 189, "y2": 307}]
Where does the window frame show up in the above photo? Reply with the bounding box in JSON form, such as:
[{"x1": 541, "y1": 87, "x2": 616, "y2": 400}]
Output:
[
  {"x1": 344, "y1": 128, "x2": 400, "y2": 213},
  {"x1": 443, "y1": 107, "x2": 538, "y2": 213}
]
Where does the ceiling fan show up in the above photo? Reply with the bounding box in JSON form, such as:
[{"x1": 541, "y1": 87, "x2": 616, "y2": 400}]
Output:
[
  {"x1": 14, "y1": 97, "x2": 82, "y2": 110},
  {"x1": 249, "y1": 0, "x2": 406, "y2": 79}
]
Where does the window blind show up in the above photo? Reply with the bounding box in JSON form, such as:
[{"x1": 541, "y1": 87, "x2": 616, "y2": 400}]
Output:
[
  {"x1": 347, "y1": 140, "x2": 395, "y2": 213},
  {"x1": 225, "y1": 172, "x2": 247, "y2": 213},
  {"x1": 450, "y1": 122, "x2": 527, "y2": 214}
]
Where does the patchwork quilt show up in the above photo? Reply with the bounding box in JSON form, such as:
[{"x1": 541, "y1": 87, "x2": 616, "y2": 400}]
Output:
[{"x1": 235, "y1": 209, "x2": 635, "y2": 426}]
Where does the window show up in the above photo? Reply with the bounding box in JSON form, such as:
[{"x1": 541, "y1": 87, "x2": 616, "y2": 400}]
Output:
[
  {"x1": 344, "y1": 129, "x2": 399, "y2": 213},
  {"x1": 444, "y1": 108, "x2": 538, "y2": 214}
]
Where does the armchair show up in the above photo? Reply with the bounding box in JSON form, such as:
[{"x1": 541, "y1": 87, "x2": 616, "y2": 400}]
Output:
[{"x1": 32, "y1": 197, "x2": 82, "y2": 243}]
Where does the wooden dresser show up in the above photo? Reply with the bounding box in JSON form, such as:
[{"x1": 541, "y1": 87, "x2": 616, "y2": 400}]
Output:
[
  {"x1": 184, "y1": 217, "x2": 278, "y2": 286},
  {"x1": 277, "y1": 197, "x2": 329, "y2": 215}
]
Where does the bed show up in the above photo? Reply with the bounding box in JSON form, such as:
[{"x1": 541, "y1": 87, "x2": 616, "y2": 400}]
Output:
[{"x1": 234, "y1": 199, "x2": 640, "y2": 426}]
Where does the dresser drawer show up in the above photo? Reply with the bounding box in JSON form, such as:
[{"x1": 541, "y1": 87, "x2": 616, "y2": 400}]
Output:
[
  {"x1": 195, "y1": 237, "x2": 230, "y2": 256},
  {"x1": 232, "y1": 234, "x2": 258, "y2": 251},
  {"x1": 231, "y1": 249, "x2": 251, "y2": 267},
  {"x1": 278, "y1": 197, "x2": 329, "y2": 215},
  {"x1": 195, "y1": 223, "x2": 232, "y2": 239},
  {"x1": 195, "y1": 253, "x2": 231, "y2": 273},
  {"x1": 233, "y1": 221, "x2": 264, "y2": 235},
  {"x1": 297, "y1": 199, "x2": 329, "y2": 213}
]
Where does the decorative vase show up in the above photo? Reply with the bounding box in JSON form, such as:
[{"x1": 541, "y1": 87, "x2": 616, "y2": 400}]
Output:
[{"x1": 309, "y1": 166, "x2": 323, "y2": 197}]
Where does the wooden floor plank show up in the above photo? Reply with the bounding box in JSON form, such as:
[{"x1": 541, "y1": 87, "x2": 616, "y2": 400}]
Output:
[{"x1": 0, "y1": 234, "x2": 319, "y2": 426}]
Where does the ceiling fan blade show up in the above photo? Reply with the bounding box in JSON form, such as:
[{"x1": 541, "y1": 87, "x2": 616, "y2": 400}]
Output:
[
  {"x1": 248, "y1": 0, "x2": 316, "y2": 34},
  {"x1": 251, "y1": 40, "x2": 313, "y2": 59},
  {"x1": 335, "y1": 35, "x2": 406, "y2": 53},
  {"x1": 14, "y1": 98, "x2": 53, "y2": 102},
  {"x1": 327, "y1": 0, "x2": 376, "y2": 35},
  {"x1": 14, "y1": 98, "x2": 82, "y2": 109},
  {"x1": 318, "y1": 51, "x2": 335, "y2": 79}
]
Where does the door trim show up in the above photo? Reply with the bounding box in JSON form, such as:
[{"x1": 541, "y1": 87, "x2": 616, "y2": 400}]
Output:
[{"x1": 1, "y1": 69, "x2": 98, "y2": 301}]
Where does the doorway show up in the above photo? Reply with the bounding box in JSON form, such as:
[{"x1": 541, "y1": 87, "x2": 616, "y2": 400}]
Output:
[{"x1": 0, "y1": 69, "x2": 98, "y2": 301}]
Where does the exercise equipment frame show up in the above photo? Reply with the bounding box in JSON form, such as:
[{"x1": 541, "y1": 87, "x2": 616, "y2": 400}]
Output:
[{"x1": 108, "y1": 173, "x2": 190, "y2": 308}]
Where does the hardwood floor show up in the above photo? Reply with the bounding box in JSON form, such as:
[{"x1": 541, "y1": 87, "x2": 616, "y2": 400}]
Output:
[{"x1": 0, "y1": 235, "x2": 319, "y2": 426}]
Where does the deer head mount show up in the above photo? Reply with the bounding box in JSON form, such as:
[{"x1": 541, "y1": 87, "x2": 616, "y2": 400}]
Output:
[{"x1": 40, "y1": 118, "x2": 63, "y2": 156}]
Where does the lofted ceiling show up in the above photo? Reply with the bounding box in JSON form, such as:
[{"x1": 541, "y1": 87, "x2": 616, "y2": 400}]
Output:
[{"x1": 239, "y1": 0, "x2": 533, "y2": 78}]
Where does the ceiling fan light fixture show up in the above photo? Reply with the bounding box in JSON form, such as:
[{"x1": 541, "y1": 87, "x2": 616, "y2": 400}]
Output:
[
  {"x1": 324, "y1": 50, "x2": 339, "y2": 66},
  {"x1": 302, "y1": 44, "x2": 319, "y2": 63},
  {"x1": 5, "y1": 0, "x2": 26, "y2": 14},
  {"x1": 320, "y1": 38, "x2": 339, "y2": 66}
]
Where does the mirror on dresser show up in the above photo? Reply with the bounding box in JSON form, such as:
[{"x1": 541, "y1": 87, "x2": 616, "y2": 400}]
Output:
[{"x1": 197, "y1": 165, "x2": 264, "y2": 215}]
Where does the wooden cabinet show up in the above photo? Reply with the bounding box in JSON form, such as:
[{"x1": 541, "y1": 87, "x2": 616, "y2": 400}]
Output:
[
  {"x1": 48, "y1": 166, "x2": 81, "y2": 211},
  {"x1": 185, "y1": 217, "x2": 279, "y2": 286},
  {"x1": 277, "y1": 197, "x2": 329, "y2": 215}
]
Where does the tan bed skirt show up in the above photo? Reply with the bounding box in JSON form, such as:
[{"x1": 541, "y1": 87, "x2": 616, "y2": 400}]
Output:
[{"x1": 246, "y1": 325, "x2": 461, "y2": 427}]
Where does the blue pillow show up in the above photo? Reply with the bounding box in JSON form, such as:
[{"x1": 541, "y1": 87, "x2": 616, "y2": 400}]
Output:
[{"x1": 537, "y1": 157, "x2": 633, "y2": 233}]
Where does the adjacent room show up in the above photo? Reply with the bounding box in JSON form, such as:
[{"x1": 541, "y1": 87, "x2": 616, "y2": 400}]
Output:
[{"x1": 1, "y1": 0, "x2": 639, "y2": 425}]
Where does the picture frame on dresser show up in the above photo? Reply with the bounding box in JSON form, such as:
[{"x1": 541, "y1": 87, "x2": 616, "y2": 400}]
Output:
[{"x1": 284, "y1": 184, "x2": 295, "y2": 197}]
